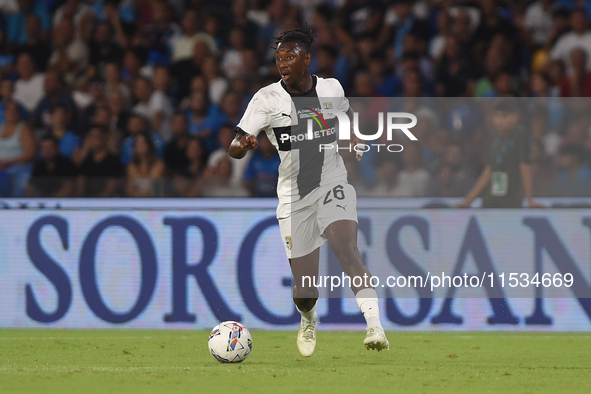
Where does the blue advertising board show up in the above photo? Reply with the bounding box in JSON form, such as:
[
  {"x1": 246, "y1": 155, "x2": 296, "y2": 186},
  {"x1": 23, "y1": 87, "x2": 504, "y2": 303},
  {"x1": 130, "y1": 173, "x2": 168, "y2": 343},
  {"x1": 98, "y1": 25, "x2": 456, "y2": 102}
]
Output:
[{"x1": 1, "y1": 200, "x2": 590, "y2": 331}]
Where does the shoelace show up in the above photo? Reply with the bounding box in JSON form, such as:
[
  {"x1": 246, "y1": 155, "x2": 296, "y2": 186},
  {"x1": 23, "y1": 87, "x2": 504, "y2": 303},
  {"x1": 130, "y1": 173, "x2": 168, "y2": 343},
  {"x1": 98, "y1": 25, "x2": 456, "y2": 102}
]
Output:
[{"x1": 301, "y1": 321, "x2": 317, "y2": 342}]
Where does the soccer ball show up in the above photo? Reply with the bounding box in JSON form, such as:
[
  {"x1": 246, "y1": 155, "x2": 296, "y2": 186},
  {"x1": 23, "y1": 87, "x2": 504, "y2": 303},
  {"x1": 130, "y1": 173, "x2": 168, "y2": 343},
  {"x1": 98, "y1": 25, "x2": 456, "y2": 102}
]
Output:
[{"x1": 208, "y1": 321, "x2": 253, "y2": 363}]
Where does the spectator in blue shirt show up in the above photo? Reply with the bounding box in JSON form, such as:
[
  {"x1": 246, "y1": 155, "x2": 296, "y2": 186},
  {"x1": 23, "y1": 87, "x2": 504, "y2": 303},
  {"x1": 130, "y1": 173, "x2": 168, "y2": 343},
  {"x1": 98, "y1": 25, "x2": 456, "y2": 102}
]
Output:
[
  {"x1": 368, "y1": 52, "x2": 402, "y2": 97},
  {"x1": 243, "y1": 133, "x2": 280, "y2": 198},
  {"x1": 6, "y1": 0, "x2": 51, "y2": 48},
  {"x1": 120, "y1": 114, "x2": 165, "y2": 165},
  {"x1": 33, "y1": 69, "x2": 78, "y2": 132},
  {"x1": 556, "y1": 143, "x2": 591, "y2": 180},
  {"x1": 48, "y1": 104, "x2": 80, "y2": 159},
  {"x1": 186, "y1": 90, "x2": 226, "y2": 152}
]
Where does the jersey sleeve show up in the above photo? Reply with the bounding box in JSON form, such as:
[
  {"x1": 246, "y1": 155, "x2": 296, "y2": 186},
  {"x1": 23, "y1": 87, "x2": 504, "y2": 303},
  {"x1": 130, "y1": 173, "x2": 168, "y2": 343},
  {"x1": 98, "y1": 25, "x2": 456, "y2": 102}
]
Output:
[{"x1": 236, "y1": 91, "x2": 271, "y2": 137}]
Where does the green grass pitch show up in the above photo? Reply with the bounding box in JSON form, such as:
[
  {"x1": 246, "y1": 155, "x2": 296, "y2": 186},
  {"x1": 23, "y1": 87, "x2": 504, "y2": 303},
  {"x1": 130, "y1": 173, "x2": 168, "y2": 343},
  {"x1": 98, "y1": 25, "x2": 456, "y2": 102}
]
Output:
[{"x1": 0, "y1": 330, "x2": 589, "y2": 393}]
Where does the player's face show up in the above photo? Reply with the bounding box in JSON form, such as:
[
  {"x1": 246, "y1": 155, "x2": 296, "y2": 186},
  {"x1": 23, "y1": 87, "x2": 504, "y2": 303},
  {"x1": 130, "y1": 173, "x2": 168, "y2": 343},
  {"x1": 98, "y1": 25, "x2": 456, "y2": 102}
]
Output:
[{"x1": 275, "y1": 42, "x2": 310, "y2": 86}]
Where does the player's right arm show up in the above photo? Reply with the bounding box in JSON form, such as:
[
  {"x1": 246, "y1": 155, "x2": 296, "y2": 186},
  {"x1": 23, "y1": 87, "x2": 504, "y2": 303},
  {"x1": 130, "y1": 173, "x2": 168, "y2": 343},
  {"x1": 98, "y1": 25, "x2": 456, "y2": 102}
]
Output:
[
  {"x1": 228, "y1": 91, "x2": 270, "y2": 160},
  {"x1": 229, "y1": 132, "x2": 258, "y2": 159}
]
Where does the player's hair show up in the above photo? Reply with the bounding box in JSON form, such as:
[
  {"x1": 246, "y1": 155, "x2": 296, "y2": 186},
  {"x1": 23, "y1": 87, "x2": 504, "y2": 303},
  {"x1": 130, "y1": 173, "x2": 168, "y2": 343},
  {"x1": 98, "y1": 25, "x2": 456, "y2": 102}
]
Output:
[{"x1": 274, "y1": 27, "x2": 316, "y2": 53}]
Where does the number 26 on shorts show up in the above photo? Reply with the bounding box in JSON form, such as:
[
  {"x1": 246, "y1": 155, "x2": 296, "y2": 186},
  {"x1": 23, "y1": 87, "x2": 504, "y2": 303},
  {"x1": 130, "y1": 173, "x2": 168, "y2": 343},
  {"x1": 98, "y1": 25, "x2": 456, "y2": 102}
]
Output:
[{"x1": 323, "y1": 185, "x2": 345, "y2": 205}]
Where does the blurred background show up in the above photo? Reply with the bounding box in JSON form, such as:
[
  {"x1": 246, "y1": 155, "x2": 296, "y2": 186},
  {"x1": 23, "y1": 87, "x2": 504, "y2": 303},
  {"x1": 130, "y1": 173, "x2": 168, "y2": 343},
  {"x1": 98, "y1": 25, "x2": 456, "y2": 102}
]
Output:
[{"x1": 0, "y1": 0, "x2": 590, "y2": 199}]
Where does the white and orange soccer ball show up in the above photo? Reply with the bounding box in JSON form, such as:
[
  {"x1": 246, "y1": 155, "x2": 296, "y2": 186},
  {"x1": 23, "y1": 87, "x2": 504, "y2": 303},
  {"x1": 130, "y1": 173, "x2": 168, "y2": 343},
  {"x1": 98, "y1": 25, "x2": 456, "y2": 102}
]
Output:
[{"x1": 208, "y1": 321, "x2": 253, "y2": 363}]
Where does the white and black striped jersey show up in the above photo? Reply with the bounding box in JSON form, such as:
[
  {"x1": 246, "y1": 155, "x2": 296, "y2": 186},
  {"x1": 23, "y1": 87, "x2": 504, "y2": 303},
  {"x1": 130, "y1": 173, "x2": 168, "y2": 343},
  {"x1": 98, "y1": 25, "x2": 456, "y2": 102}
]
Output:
[{"x1": 236, "y1": 75, "x2": 349, "y2": 203}]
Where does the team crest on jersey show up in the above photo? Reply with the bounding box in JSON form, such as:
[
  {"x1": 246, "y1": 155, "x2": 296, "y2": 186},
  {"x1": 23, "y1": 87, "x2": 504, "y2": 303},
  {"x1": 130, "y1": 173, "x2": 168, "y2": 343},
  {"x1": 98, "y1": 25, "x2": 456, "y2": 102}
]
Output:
[
  {"x1": 323, "y1": 102, "x2": 333, "y2": 109},
  {"x1": 285, "y1": 236, "x2": 292, "y2": 250}
]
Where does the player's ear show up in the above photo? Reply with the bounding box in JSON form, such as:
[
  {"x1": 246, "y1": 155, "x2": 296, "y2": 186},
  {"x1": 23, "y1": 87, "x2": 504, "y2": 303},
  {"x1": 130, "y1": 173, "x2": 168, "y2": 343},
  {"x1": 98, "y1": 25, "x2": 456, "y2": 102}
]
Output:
[{"x1": 304, "y1": 52, "x2": 311, "y2": 66}]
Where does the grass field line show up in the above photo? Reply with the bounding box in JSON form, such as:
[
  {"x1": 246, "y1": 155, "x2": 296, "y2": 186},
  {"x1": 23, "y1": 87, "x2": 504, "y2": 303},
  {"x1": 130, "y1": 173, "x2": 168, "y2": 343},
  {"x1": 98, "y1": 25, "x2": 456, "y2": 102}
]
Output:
[
  {"x1": 0, "y1": 333, "x2": 589, "y2": 340},
  {"x1": 0, "y1": 365, "x2": 191, "y2": 373},
  {"x1": 0, "y1": 331, "x2": 589, "y2": 393},
  {"x1": 0, "y1": 336, "x2": 191, "y2": 340}
]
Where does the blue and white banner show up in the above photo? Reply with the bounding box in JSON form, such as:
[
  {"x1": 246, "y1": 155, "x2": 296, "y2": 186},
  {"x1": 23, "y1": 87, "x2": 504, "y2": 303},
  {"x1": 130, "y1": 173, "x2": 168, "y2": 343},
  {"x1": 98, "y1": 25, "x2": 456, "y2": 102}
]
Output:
[
  {"x1": 1, "y1": 197, "x2": 590, "y2": 209},
  {"x1": 1, "y1": 201, "x2": 591, "y2": 331}
]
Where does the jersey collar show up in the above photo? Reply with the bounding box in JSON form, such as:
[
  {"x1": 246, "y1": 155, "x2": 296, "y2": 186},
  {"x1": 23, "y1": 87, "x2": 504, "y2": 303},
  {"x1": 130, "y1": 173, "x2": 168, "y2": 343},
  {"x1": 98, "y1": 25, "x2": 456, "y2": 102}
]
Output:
[{"x1": 280, "y1": 75, "x2": 317, "y2": 97}]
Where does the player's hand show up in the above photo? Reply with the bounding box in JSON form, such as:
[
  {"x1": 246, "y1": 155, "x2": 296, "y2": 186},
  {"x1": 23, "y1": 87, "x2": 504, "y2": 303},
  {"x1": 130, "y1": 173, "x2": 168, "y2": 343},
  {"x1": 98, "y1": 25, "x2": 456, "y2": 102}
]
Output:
[
  {"x1": 351, "y1": 133, "x2": 365, "y2": 161},
  {"x1": 240, "y1": 134, "x2": 258, "y2": 151}
]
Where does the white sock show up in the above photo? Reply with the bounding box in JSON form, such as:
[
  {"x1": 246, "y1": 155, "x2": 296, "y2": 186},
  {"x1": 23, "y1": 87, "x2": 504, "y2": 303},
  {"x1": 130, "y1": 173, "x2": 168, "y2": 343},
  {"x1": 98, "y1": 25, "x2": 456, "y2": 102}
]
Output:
[
  {"x1": 296, "y1": 302, "x2": 318, "y2": 322},
  {"x1": 355, "y1": 288, "x2": 382, "y2": 329}
]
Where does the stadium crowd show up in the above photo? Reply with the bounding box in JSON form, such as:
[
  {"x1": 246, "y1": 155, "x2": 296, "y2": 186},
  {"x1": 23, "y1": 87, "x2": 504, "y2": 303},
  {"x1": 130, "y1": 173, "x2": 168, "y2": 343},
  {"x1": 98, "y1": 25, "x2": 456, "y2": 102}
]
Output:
[{"x1": 0, "y1": 0, "x2": 590, "y2": 198}]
